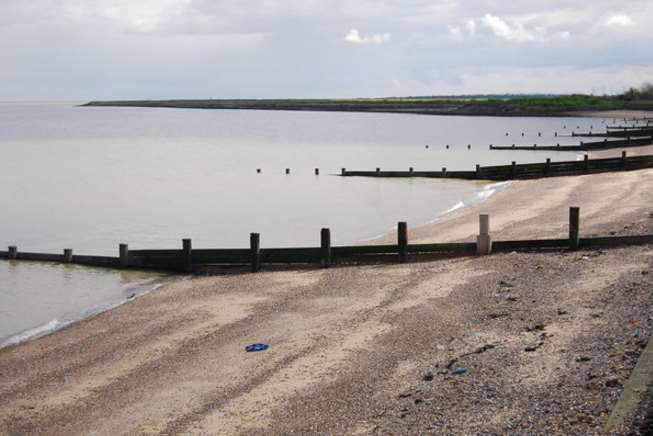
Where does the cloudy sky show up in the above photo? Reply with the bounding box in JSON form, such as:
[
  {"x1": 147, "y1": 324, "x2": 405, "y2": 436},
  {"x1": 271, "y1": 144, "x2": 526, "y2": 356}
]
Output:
[{"x1": 1, "y1": 0, "x2": 652, "y2": 100}]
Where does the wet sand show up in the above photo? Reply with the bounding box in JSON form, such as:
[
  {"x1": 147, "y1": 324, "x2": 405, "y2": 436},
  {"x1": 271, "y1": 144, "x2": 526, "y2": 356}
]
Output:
[{"x1": 1, "y1": 154, "x2": 653, "y2": 434}]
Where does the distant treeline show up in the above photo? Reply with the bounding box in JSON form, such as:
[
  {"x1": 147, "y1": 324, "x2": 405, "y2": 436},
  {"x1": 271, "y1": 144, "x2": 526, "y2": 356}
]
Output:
[{"x1": 83, "y1": 85, "x2": 653, "y2": 116}]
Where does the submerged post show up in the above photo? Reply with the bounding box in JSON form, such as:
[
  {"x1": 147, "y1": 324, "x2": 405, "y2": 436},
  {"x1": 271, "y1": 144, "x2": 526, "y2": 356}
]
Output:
[
  {"x1": 8, "y1": 246, "x2": 17, "y2": 259},
  {"x1": 182, "y1": 238, "x2": 192, "y2": 273},
  {"x1": 320, "y1": 228, "x2": 331, "y2": 268},
  {"x1": 250, "y1": 233, "x2": 260, "y2": 272},
  {"x1": 119, "y1": 244, "x2": 129, "y2": 268},
  {"x1": 569, "y1": 207, "x2": 580, "y2": 250},
  {"x1": 477, "y1": 215, "x2": 492, "y2": 255},
  {"x1": 63, "y1": 249, "x2": 73, "y2": 263},
  {"x1": 398, "y1": 222, "x2": 408, "y2": 263}
]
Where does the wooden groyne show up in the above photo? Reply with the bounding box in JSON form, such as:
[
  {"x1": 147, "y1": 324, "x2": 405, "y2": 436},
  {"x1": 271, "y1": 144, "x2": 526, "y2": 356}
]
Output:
[
  {"x1": 572, "y1": 129, "x2": 653, "y2": 138},
  {"x1": 2, "y1": 208, "x2": 653, "y2": 273},
  {"x1": 490, "y1": 136, "x2": 653, "y2": 151},
  {"x1": 342, "y1": 153, "x2": 653, "y2": 181}
]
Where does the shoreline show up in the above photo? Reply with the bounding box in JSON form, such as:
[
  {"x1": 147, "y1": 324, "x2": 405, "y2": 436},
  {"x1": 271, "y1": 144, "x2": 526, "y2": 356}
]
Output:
[{"x1": 1, "y1": 163, "x2": 652, "y2": 434}]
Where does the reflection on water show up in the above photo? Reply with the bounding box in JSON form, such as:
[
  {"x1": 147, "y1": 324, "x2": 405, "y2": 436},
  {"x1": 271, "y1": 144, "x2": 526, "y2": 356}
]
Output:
[{"x1": 0, "y1": 102, "x2": 603, "y2": 345}]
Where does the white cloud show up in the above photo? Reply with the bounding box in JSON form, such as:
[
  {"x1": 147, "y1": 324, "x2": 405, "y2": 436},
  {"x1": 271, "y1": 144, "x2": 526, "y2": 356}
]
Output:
[
  {"x1": 605, "y1": 14, "x2": 635, "y2": 27},
  {"x1": 465, "y1": 19, "x2": 476, "y2": 37},
  {"x1": 480, "y1": 13, "x2": 571, "y2": 42},
  {"x1": 344, "y1": 28, "x2": 391, "y2": 44}
]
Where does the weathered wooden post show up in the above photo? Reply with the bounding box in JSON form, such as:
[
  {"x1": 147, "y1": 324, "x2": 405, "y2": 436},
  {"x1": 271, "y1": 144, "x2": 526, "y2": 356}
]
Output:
[
  {"x1": 584, "y1": 154, "x2": 589, "y2": 170},
  {"x1": 63, "y1": 249, "x2": 73, "y2": 263},
  {"x1": 569, "y1": 207, "x2": 580, "y2": 250},
  {"x1": 320, "y1": 228, "x2": 331, "y2": 268},
  {"x1": 511, "y1": 161, "x2": 517, "y2": 179},
  {"x1": 622, "y1": 150, "x2": 627, "y2": 169},
  {"x1": 250, "y1": 233, "x2": 260, "y2": 272},
  {"x1": 477, "y1": 215, "x2": 492, "y2": 255},
  {"x1": 182, "y1": 238, "x2": 192, "y2": 273},
  {"x1": 398, "y1": 222, "x2": 408, "y2": 263},
  {"x1": 119, "y1": 244, "x2": 129, "y2": 268},
  {"x1": 8, "y1": 246, "x2": 17, "y2": 259}
]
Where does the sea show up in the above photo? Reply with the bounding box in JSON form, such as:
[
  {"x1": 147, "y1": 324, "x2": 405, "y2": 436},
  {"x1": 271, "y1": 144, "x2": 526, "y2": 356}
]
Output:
[{"x1": 0, "y1": 101, "x2": 603, "y2": 346}]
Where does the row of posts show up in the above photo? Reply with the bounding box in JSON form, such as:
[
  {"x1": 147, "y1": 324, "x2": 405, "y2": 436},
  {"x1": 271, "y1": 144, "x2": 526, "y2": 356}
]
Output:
[{"x1": 5, "y1": 208, "x2": 582, "y2": 273}]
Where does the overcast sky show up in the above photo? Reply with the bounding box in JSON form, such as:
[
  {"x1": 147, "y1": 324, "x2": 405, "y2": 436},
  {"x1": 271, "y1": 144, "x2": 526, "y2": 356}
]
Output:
[{"x1": 1, "y1": 0, "x2": 652, "y2": 100}]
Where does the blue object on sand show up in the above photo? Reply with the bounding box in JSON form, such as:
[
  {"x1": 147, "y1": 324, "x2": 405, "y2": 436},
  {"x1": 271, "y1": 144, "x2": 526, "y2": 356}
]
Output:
[
  {"x1": 453, "y1": 367, "x2": 467, "y2": 375},
  {"x1": 245, "y1": 343, "x2": 269, "y2": 352}
]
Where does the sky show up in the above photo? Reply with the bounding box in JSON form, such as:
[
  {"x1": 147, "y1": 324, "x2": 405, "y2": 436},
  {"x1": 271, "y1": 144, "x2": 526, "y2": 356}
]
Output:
[{"x1": 0, "y1": 0, "x2": 652, "y2": 100}]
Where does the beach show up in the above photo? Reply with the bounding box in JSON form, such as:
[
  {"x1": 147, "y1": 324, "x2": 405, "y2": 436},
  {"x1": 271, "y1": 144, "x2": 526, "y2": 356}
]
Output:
[{"x1": 1, "y1": 142, "x2": 652, "y2": 434}]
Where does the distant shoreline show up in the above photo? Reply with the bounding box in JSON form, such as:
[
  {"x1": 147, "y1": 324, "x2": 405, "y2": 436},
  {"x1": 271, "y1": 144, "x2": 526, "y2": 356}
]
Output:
[{"x1": 82, "y1": 98, "x2": 653, "y2": 118}]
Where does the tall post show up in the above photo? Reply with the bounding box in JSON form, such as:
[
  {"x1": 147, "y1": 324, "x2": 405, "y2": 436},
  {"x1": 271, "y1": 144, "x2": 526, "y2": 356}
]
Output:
[
  {"x1": 320, "y1": 228, "x2": 331, "y2": 268},
  {"x1": 8, "y1": 246, "x2": 17, "y2": 259},
  {"x1": 477, "y1": 215, "x2": 492, "y2": 255},
  {"x1": 250, "y1": 233, "x2": 261, "y2": 272},
  {"x1": 182, "y1": 238, "x2": 192, "y2": 273},
  {"x1": 398, "y1": 222, "x2": 408, "y2": 263},
  {"x1": 569, "y1": 207, "x2": 580, "y2": 250},
  {"x1": 119, "y1": 243, "x2": 129, "y2": 268},
  {"x1": 63, "y1": 249, "x2": 73, "y2": 263},
  {"x1": 622, "y1": 150, "x2": 627, "y2": 169}
]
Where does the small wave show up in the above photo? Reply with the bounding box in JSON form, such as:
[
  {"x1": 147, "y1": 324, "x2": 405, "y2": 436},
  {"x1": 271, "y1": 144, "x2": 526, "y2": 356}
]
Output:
[{"x1": 0, "y1": 318, "x2": 67, "y2": 348}]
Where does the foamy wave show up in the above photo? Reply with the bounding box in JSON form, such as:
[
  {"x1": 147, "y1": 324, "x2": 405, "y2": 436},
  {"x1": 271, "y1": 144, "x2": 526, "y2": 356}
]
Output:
[
  {"x1": 0, "y1": 318, "x2": 66, "y2": 348},
  {"x1": 444, "y1": 201, "x2": 465, "y2": 214},
  {"x1": 0, "y1": 279, "x2": 165, "y2": 349}
]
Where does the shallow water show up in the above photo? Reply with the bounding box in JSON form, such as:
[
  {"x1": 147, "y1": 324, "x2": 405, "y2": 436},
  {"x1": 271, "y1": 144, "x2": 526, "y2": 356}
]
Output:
[{"x1": 0, "y1": 102, "x2": 602, "y2": 344}]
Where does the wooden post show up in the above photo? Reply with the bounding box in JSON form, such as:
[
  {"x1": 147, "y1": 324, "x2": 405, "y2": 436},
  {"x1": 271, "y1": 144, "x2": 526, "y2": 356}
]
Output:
[
  {"x1": 511, "y1": 161, "x2": 517, "y2": 179},
  {"x1": 398, "y1": 222, "x2": 408, "y2": 263},
  {"x1": 256, "y1": 168, "x2": 261, "y2": 174},
  {"x1": 409, "y1": 167, "x2": 414, "y2": 174},
  {"x1": 8, "y1": 246, "x2": 17, "y2": 259},
  {"x1": 376, "y1": 167, "x2": 380, "y2": 173},
  {"x1": 315, "y1": 168, "x2": 319, "y2": 175},
  {"x1": 584, "y1": 154, "x2": 589, "y2": 170},
  {"x1": 475, "y1": 164, "x2": 481, "y2": 178},
  {"x1": 442, "y1": 167, "x2": 447, "y2": 176},
  {"x1": 320, "y1": 228, "x2": 331, "y2": 268},
  {"x1": 341, "y1": 168, "x2": 346, "y2": 176},
  {"x1": 545, "y1": 158, "x2": 551, "y2": 174},
  {"x1": 285, "y1": 168, "x2": 290, "y2": 174},
  {"x1": 569, "y1": 207, "x2": 580, "y2": 250},
  {"x1": 182, "y1": 238, "x2": 192, "y2": 273},
  {"x1": 250, "y1": 233, "x2": 260, "y2": 272},
  {"x1": 477, "y1": 215, "x2": 492, "y2": 255},
  {"x1": 622, "y1": 150, "x2": 627, "y2": 169},
  {"x1": 119, "y1": 243, "x2": 129, "y2": 268},
  {"x1": 63, "y1": 249, "x2": 73, "y2": 263}
]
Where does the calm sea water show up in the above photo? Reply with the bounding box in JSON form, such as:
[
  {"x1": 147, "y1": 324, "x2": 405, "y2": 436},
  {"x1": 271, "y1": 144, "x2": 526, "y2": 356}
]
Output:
[{"x1": 0, "y1": 102, "x2": 601, "y2": 345}]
